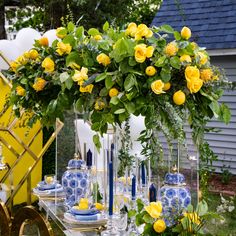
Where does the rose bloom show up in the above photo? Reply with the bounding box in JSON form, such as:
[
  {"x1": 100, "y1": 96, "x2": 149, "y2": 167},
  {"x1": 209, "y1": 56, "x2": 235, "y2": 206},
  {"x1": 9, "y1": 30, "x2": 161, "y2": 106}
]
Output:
[
  {"x1": 93, "y1": 35, "x2": 102, "y2": 41},
  {"x1": 80, "y1": 84, "x2": 94, "y2": 93},
  {"x1": 72, "y1": 67, "x2": 88, "y2": 84},
  {"x1": 16, "y1": 86, "x2": 26, "y2": 96},
  {"x1": 153, "y1": 219, "x2": 166, "y2": 233},
  {"x1": 96, "y1": 53, "x2": 111, "y2": 66},
  {"x1": 32, "y1": 78, "x2": 47, "y2": 92},
  {"x1": 38, "y1": 37, "x2": 49, "y2": 47},
  {"x1": 151, "y1": 80, "x2": 165, "y2": 95},
  {"x1": 126, "y1": 22, "x2": 138, "y2": 37},
  {"x1": 146, "y1": 46, "x2": 154, "y2": 58},
  {"x1": 56, "y1": 42, "x2": 72, "y2": 56},
  {"x1": 180, "y1": 54, "x2": 192, "y2": 63},
  {"x1": 185, "y1": 66, "x2": 200, "y2": 81},
  {"x1": 134, "y1": 44, "x2": 154, "y2": 63},
  {"x1": 197, "y1": 51, "x2": 208, "y2": 65},
  {"x1": 29, "y1": 49, "x2": 39, "y2": 60},
  {"x1": 56, "y1": 27, "x2": 67, "y2": 39},
  {"x1": 42, "y1": 57, "x2": 55, "y2": 73},
  {"x1": 165, "y1": 42, "x2": 178, "y2": 56},
  {"x1": 10, "y1": 61, "x2": 19, "y2": 72},
  {"x1": 200, "y1": 68, "x2": 213, "y2": 82},
  {"x1": 16, "y1": 55, "x2": 28, "y2": 66},
  {"x1": 145, "y1": 201, "x2": 163, "y2": 218},
  {"x1": 134, "y1": 24, "x2": 153, "y2": 40},
  {"x1": 94, "y1": 99, "x2": 105, "y2": 110},
  {"x1": 181, "y1": 26, "x2": 191, "y2": 40},
  {"x1": 187, "y1": 77, "x2": 203, "y2": 93},
  {"x1": 145, "y1": 66, "x2": 156, "y2": 76}
]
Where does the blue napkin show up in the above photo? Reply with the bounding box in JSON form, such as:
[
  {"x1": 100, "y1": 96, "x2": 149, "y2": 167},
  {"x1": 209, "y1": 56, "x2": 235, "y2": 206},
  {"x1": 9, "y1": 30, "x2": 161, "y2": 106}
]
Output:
[
  {"x1": 74, "y1": 214, "x2": 99, "y2": 221},
  {"x1": 70, "y1": 208, "x2": 99, "y2": 216}
]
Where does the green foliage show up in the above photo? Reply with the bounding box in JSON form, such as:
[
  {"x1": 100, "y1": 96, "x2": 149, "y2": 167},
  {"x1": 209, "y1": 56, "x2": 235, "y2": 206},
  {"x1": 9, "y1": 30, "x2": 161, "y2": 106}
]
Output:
[{"x1": 220, "y1": 165, "x2": 232, "y2": 185}]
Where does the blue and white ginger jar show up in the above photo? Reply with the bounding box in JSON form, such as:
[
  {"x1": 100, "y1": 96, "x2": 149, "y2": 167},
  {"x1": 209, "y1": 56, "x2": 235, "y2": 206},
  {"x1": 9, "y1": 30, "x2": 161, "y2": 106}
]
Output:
[
  {"x1": 62, "y1": 157, "x2": 88, "y2": 207},
  {"x1": 160, "y1": 172, "x2": 191, "y2": 226}
]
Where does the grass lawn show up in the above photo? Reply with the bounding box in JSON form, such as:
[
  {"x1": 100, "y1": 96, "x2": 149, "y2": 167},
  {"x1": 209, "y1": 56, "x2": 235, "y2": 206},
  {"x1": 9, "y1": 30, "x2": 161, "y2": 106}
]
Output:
[{"x1": 205, "y1": 193, "x2": 236, "y2": 236}]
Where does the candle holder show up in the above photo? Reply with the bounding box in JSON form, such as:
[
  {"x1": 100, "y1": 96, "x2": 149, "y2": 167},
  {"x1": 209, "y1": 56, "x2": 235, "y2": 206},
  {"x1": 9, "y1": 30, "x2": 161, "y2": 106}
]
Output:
[{"x1": 127, "y1": 200, "x2": 140, "y2": 236}]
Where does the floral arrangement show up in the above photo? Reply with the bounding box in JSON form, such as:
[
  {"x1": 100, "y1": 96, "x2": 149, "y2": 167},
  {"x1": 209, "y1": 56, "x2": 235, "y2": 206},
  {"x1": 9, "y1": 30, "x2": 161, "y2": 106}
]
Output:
[
  {"x1": 128, "y1": 199, "x2": 222, "y2": 235},
  {"x1": 5, "y1": 22, "x2": 231, "y2": 153}
]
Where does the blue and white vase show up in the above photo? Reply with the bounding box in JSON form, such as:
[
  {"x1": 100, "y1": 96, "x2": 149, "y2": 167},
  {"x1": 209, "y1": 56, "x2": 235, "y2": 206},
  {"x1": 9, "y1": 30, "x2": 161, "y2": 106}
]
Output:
[
  {"x1": 62, "y1": 156, "x2": 88, "y2": 207},
  {"x1": 160, "y1": 171, "x2": 191, "y2": 226}
]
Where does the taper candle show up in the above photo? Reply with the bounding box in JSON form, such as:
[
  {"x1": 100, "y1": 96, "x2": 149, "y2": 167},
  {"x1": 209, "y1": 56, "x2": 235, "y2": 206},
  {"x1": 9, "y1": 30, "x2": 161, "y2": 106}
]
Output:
[
  {"x1": 141, "y1": 161, "x2": 146, "y2": 185},
  {"x1": 108, "y1": 162, "x2": 113, "y2": 216},
  {"x1": 131, "y1": 175, "x2": 136, "y2": 200}
]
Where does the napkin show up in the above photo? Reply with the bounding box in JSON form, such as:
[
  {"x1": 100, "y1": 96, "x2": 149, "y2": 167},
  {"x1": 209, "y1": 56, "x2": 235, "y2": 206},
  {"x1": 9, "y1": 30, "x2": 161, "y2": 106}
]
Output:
[{"x1": 74, "y1": 214, "x2": 101, "y2": 221}]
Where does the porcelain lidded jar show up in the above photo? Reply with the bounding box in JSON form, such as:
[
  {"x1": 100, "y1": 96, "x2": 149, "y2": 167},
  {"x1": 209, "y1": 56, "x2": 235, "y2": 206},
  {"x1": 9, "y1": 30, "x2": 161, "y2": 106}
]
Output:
[
  {"x1": 160, "y1": 167, "x2": 191, "y2": 226},
  {"x1": 62, "y1": 153, "x2": 88, "y2": 207}
]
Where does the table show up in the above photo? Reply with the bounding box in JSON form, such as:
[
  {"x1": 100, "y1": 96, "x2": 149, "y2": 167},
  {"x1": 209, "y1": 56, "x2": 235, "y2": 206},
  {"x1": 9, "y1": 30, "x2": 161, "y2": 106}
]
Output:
[{"x1": 38, "y1": 197, "x2": 104, "y2": 236}]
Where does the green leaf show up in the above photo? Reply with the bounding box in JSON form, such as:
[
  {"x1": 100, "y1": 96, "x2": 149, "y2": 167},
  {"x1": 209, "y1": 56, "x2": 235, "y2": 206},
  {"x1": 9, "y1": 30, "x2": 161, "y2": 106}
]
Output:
[
  {"x1": 66, "y1": 51, "x2": 82, "y2": 67},
  {"x1": 119, "y1": 112, "x2": 128, "y2": 122},
  {"x1": 170, "y1": 56, "x2": 181, "y2": 69},
  {"x1": 160, "y1": 67, "x2": 171, "y2": 82},
  {"x1": 128, "y1": 209, "x2": 136, "y2": 218},
  {"x1": 187, "y1": 204, "x2": 193, "y2": 212},
  {"x1": 196, "y1": 200, "x2": 208, "y2": 216},
  {"x1": 67, "y1": 21, "x2": 75, "y2": 32},
  {"x1": 174, "y1": 31, "x2": 181, "y2": 40},
  {"x1": 209, "y1": 101, "x2": 220, "y2": 118},
  {"x1": 124, "y1": 102, "x2": 136, "y2": 114},
  {"x1": 143, "y1": 214, "x2": 154, "y2": 224},
  {"x1": 105, "y1": 76, "x2": 114, "y2": 89},
  {"x1": 114, "y1": 108, "x2": 126, "y2": 114},
  {"x1": 63, "y1": 35, "x2": 76, "y2": 47},
  {"x1": 60, "y1": 72, "x2": 70, "y2": 83},
  {"x1": 95, "y1": 73, "x2": 107, "y2": 82},
  {"x1": 219, "y1": 103, "x2": 231, "y2": 124},
  {"x1": 75, "y1": 26, "x2": 84, "y2": 40},
  {"x1": 88, "y1": 28, "x2": 100, "y2": 36},
  {"x1": 136, "y1": 199, "x2": 144, "y2": 212},
  {"x1": 103, "y1": 21, "x2": 109, "y2": 31},
  {"x1": 99, "y1": 87, "x2": 108, "y2": 97},
  {"x1": 110, "y1": 96, "x2": 119, "y2": 105},
  {"x1": 93, "y1": 134, "x2": 101, "y2": 151},
  {"x1": 124, "y1": 74, "x2": 136, "y2": 91},
  {"x1": 155, "y1": 55, "x2": 166, "y2": 67},
  {"x1": 128, "y1": 57, "x2": 137, "y2": 66},
  {"x1": 75, "y1": 97, "x2": 84, "y2": 113},
  {"x1": 160, "y1": 24, "x2": 174, "y2": 33},
  {"x1": 65, "y1": 77, "x2": 73, "y2": 90}
]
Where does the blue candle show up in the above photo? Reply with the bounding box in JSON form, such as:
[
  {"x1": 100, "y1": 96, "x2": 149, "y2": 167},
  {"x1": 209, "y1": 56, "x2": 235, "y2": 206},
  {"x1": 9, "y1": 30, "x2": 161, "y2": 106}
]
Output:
[
  {"x1": 110, "y1": 143, "x2": 114, "y2": 162},
  {"x1": 86, "y1": 149, "x2": 92, "y2": 169},
  {"x1": 131, "y1": 175, "x2": 136, "y2": 200},
  {"x1": 108, "y1": 162, "x2": 113, "y2": 216},
  {"x1": 141, "y1": 162, "x2": 146, "y2": 185},
  {"x1": 149, "y1": 183, "x2": 157, "y2": 202}
]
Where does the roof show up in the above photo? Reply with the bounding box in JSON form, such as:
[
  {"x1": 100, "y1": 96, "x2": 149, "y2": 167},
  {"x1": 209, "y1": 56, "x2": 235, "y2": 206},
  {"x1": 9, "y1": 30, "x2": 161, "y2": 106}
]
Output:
[{"x1": 152, "y1": 0, "x2": 236, "y2": 50}]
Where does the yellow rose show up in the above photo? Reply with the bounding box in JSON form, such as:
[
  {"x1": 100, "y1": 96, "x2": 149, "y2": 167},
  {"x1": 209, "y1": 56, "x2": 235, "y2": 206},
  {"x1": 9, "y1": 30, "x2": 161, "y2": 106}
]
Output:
[
  {"x1": 42, "y1": 57, "x2": 55, "y2": 73},
  {"x1": 200, "y1": 68, "x2": 213, "y2": 82},
  {"x1": 80, "y1": 84, "x2": 94, "y2": 93},
  {"x1": 16, "y1": 55, "x2": 28, "y2": 65},
  {"x1": 109, "y1": 88, "x2": 119, "y2": 97},
  {"x1": 197, "y1": 51, "x2": 208, "y2": 65},
  {"x1": 145, "y1": 66, "x2": 156, "y2": 76},
  {"x1": 126, "y1": 22, "x2": 138, "y2": 37},
  {"x1": 181, "y1": 26, "x2": 191, "y2": 40},
  {"x1": 187, "y1": 77, "x2": 203, "y2": 93},
  {"x1": 23, "y1": 51, "x2": 30, "y2": 59},
  {"x1": 72, "y1": 67, "x2": 88, "y2": 84},
  {"x1": 163, "y1": 82, "x2": 171, "y2": 91},
  {"x1": 153, "y1": 219, "x2": 166, "y2": 233},
  {"x1": 146, "y1": 46, "x2": 154, "y2": 58},
  {"x1": 10, "y1": 61, "x2": 19, "y2": 72},
  {"x1": 96, "y1": 53, "x2": 111, "y2": 66},
  {"x1": 95, "y1": 203, "x2": 104, "y2": 211},
  {"x1": 94, "y1": 99, "x2": 105, "y2": 110},
  {"x1": 165, "y1": 42, "x2": 178, "y2": 56},
  {"x1": 56, "y1": 42, "x2": 72, "y2": 56},
  {"x1": 16, "y1": 86, "x2": 26, "y2": 96},
  {"x1": 38, "y1": 37, "x2": 49, "y2": 47},
  {"x1": 185, "y1": 66, "x2": 200, "y2": 81},
  {"x1": 151, "y1": 80, "x2": 165, "y2": 95},
  {"x1": 191, "y1": 42, "x2": 198, "y2": 50},
  {"x1": 32, "y1": 77, "x2": 47, "y2": 92},
  {"x1": 145, "y1": 201, "x2": 163, "y2": 218},
  {"x1": 134, "y1": 44, "x2": 147, "y2": 63},
  {"x1": 67, "y1": 62, "x2": 80, "y2": 70},
  {"x1": 29, "y1": 49, "x2": 39, "y2": 60},
  {"x1": 180, "y1": 54, "x2": 192, "y2": 63},
  {"x1": 93, "y1": 35, "x2": 102, "y2": 41},
  {"x1": 56, "y1": 27, "x2": 67, "y2": 39}
]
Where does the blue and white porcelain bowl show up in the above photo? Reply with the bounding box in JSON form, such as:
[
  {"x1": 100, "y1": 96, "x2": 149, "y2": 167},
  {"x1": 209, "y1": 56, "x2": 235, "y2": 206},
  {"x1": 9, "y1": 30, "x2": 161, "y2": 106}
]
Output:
[
  {"x1": 62, "y1": 159, "x2": 88, "y2": 207},
  {"x1": 160, "y1": 172, "x2": 191, "y2": 226}
]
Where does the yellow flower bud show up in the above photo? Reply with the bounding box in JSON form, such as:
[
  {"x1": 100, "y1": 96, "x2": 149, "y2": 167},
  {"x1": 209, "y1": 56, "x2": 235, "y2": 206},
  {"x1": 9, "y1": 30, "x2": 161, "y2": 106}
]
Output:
[
  {"x1": 10, "y1": 61, "x2": 19, "y2": 72},
  {"x1": 29, "y1": 49, "x2": 39, "y2": 60},
  {"x1": 94, "y1": 99, "x2": 105, "y2": 110},
  {"x1": 173, "y1": 90, "x2": 186, "y2": 105},
  {"x1": 38, "y1": 37, "x2": 49, "y2": 47},
  {"x1": 146, "y1": 46, "x2": 154, "y2": 58},
  {"x1": 181, "y1": 26, "x2": 191, "y2": 40},
  {"x1": 56, "y1": 27, "x2": 67, "y2": 39},
  {"x1": 96, "y1": 53, "x2": 111, "y2": 66},
  {"x1": 153, "y1": 219, "x2": 166, "y2": 233},
  {"x1": 93, "y1": 35, "x2": 102, "y2": 41},
  {"x1": 42, "y1": 57, "x2": 55, "y2": 73},
  {"x1": 109, "y1": 88, "x2": 119, "y2": 97},
  {"x1": 32, "y1": 77, "x2": 47, "y2": 92},
  {"x1": 180, "y1": 54, "x2": 192, "y2": 63},
  {"x1": 200, "y1": 68, "x2": 213, "y2": 82},
  {"x1": 151, "y1": 80, "x2": 165, "y2": 95},
  {"x1": 56, "y1": 42, "x2": 72, "y2": 56},
  {"x1": 163, "y1": 82, "x2": 171, "y2": 91},
  {"x1": 145, "y1": 66, "x2": 156, "y2": 76},
  {"x1": 16, "y1": 86, "x2": 26, "y2": 96}
]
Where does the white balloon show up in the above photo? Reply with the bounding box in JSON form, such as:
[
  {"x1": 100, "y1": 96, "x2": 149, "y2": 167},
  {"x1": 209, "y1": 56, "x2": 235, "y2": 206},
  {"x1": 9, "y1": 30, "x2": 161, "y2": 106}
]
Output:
[
  {"x1": 0, "y1": 40, "x2": 21, "y2": 70},
  {"x1": 43, "y1": 29, "x2": 57, "y2": 46},
  {"x1": 15, "y1": 28, "x2": 41, "y2": 52}
]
